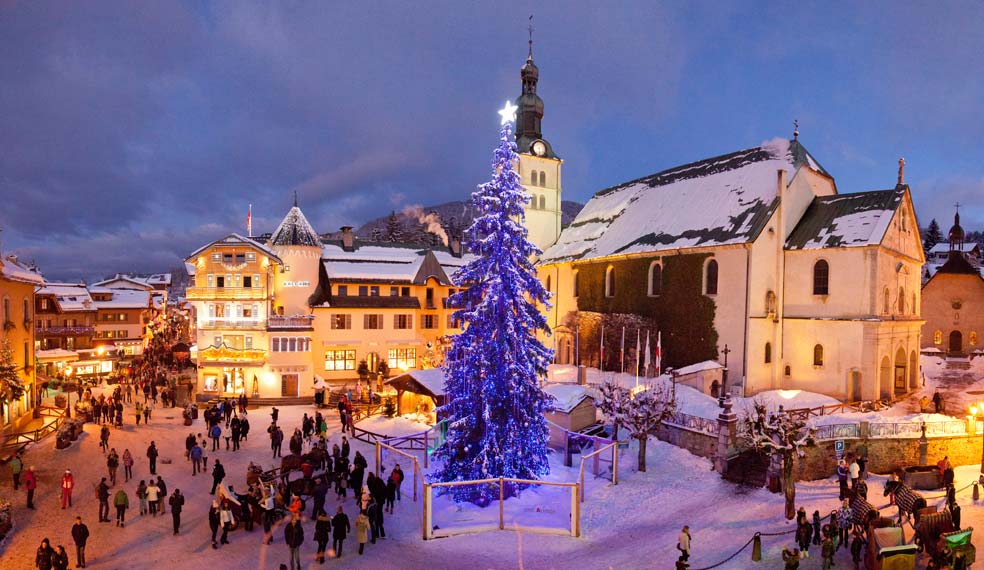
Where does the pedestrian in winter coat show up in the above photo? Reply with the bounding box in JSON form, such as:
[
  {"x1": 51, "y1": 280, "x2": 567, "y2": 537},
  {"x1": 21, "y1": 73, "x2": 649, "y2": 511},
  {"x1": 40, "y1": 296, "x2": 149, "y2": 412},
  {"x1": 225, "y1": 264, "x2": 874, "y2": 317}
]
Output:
[
  {"x1": 107, "y1": 450, "x2": 120, "y2": 485},
  {"x1": 391, "y1": 464, "x2": 404, "y2": 501},
  {"x1": 850, "y1": 531, "x2": 864, "y2": 569},
  {"x1": 96, "y1": 477, "x2": 111, "y2": 522},
  {"x1": 122, "y1": 449, "x2": 134, "y2": 482},
  {"x1": 10, "y1": 453, "x2": 21, "y2": 490},
  {"x1": 331, "y1": 506, "x2": 350, "y2": 558},
  {"x1": 136, "y1": 480, "x2": 148, "y2": 515},
  {"x1": 341, "y1": 436, "x2": 350, "y2": 458},
  {"x1": 284, "y1": 517, "x2": 304, "y2": 570},
  {"x1": 314, "y1": 511, "x2": 332, "y2": 563},
  {"x1": 837, "y1": 501, "x2": 852, "y2": 549},
  {"x1": 36, "y1": 538, "x2": 55, "y2": 570},
  {"x1": 71, "y1": 517, "x2": 89, "y2": 568},
  {"x1": 385, "y1": 477, "x2": 396, "y2": 513},
  {"x1": 812, "y1": 510, "x2": 822, "y2": 545},
  {"x1": 113, "y1": 488, "x2": 129, "y2": 527},
  {"x1": 145, "y1": 480, "x2": 160, "y2": 516},
  {"x1": 219, "y1": 501, "x2": 233, "y2": 545},
  {"x1": 156, "y1": 476, "x2": 168, "y2": 514},
  {"x1": 52, "y1": 545, "x2": 69, "y2": 570},
  {"x1": 821, "y1": 535, "x2": 835, "y2": 570},
  {"x1": 210, "y1": 424, "x2": 221, "y2": 451},
  {"x1": 146, "y1": 441, "x2": 159, "y2": 475},
  {"x1": 355, "y1": 510, "x2": 370, "y2": 555},
  {"x1": 849, "y1": 458, "x2": 860, "y2": 490},
  {"x1": 169, "y1": 489, "x2": 185, "y2": 535},
  {"x1": 61, "y1": 469, "x2": 75, "y2": 509},
  {"x1": 782, "y1": 546, "x2": 800, "y2": 570},
  {"x1": 836, "y1": 460, "x2": 849, "y2": 500},
  {"x1": 208, "y1": 502, "x2": 221, "y2": 548},
  {"x1": 677, "y1": 526, "x2": 691, "y2": 562},
  {"x1": 211, "y1": 460, "x2": 225, "y2": 495},
  {"x1": 25, "y1": 465, "x2": 37, "y2": 509},
  {"x1": 796, "y1": 521, "x2": 812, "y2": 556}
]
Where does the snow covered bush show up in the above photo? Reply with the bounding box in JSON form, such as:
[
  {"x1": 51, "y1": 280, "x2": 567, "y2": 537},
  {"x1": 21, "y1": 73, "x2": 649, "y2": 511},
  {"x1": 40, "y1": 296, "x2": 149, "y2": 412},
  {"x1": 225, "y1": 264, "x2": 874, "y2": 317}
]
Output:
[{"x1": 738, "y1": 401, "x2": 816, "y2": 520}]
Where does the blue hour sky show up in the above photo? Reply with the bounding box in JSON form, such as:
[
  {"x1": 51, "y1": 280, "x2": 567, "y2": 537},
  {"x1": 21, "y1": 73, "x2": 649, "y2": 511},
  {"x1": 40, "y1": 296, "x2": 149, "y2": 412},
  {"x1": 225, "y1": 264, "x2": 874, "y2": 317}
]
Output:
[{"x1": 1, "y1": 1, "x2": 982, "y2": 280}]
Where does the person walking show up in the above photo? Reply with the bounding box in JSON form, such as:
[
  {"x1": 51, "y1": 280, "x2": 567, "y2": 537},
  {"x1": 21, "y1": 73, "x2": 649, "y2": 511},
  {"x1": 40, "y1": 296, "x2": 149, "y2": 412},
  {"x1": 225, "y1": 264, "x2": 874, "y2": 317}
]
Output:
[
  {"x1": 331, "y1": 505, "x2": 350, "y2": 558},
  {"x1": 933, "y1": 389, "x2": 943, "y2": 413},
  {"x1": 107, "y1": 449, "x2": 120, "y2": 486},
  {"x1": 849, "y1": 457, "x2": 860, "y2": 490},
  {"x1": 219, "y1": 501, "x2": 233, "y2": 545},
  {"x1": 99, "y1": 424, "x2": 110, "y2": 454},
  {"x1": 210, "y1": 459, "x2": 225, "y2": 495},
  {"x1": 136, "y1": 480, "x2": 147, "y2": 515},
  {"x1": 284, "y1": 516, "x2": 305, "y2": 570},
  {"x1": 71, "y1": 517, "x2": 89, "y2": 568},
  {"x1": 146, "y1": 441, "x2": 159, "y2": 476},
  {"x1": 209, "y1": 423, "x2": 221, "y2": 452},
  {"x1": 261, "y1": 485, "x2": 276, "y2": 544},
  {"x1": 169, "y1": 489, "x2": 184, "y2": 535},
  {"x1": 190, "y1": 441, "x2": 203, "y2": 476},
  {"x1": 113, "y1": 486, "x2": 129, "y2": 527},
  {"x1": 60, "y1": 469, "x2": 75, "y2": 509},
  {"x1": 677, "y1": 525, "x2": 691, "y2": 562},
  {"x1": 314, "y1": 510, "x2": 332, "y2": 563},
  {"x1": 36, "y1": 538, "x2": 55, "y2": 570},
  {"x1": 96, "y1": 477, "x2": 111, "y2": 522},
  {"x1": 145, "y1": 479, "x2": 160, "y2": 516},
  {"x1": 355, "y1": 509, "x2": 370, "y2": 555},
  {"x1": 24, "y1": 465, "x2": 37, "y2": 509},
  {"x1": 156, "y1": 476, "x2": 168, "y2": 514},
  {"x1": 122, "y1": 449, "x2": 134, "y2": 482},
  {"x1": 208, "y1": 501, "x2": 221, "y2": 549},
  {"x1": 391, "y1": 464, "x2": 404, "y2": 502},
  {"x1": 270, "y1": 425, "x2": 283, "y2": 458},
  {"x1": 52, "y1": 544, "x2": 69, "y2": 570},
  {"x1": 385, "y1": 474, "x2": 397, "y2": 514},
  {"x1": 10, "y1": 452, "x2": 22, "y2": 490}
]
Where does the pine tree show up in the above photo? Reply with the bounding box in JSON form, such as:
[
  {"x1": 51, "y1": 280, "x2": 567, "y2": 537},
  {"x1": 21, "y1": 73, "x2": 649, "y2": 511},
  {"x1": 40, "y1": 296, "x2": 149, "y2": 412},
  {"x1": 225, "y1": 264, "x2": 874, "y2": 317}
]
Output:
[
  {"x1": 385, "y1": 211, "x2": 403, "y2": 242},
  {"x1": 924, "y1": 218, "x2": 943, "y2": 253},
  {"x1": 739, "y1": 402, "x2": 816, "y2": 520},
  {"x1": 432, "y1": 115, "x2": 554, "y2": 504},
  {"x1": 0, "y1": 337, "x2": 25, "y2": 406}
]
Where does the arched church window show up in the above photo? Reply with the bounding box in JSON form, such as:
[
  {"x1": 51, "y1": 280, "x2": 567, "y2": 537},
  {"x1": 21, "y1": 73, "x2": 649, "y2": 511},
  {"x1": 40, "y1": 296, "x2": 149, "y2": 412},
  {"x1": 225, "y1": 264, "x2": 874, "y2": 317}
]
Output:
[
  {"x1": 572, "y1": 270, "x2": 579, "y2": 298},
  {"x1": 539, "y1": 195, "x2": 546, "y2": 210},
  {"x1": 898, "y1": 287, "x2": 905, "y2": 314},
  {"x1": 813, "y1": 344, "x2": 824, "y2": 366},
  {"x1": 539, "y1": 171, "x2": 547, "y2": 187},
  {"x1": 648, "y1": 262, "x2": 662, "y2": 296},
  {"x1": 705, "y1": 259, "x2": 718, "y2": 295},
  {"x1": 530, "y1": 170, "x2": 538, "y2": 186},
  {"x1": 813, "y1": 260, "x2": 829, "y2": 295},
  {"x1": 605, "y1": 266, "x2": 616, "y2": 298},
  {"x1": 764, "y1": 342, "x2": 772, "y2": 364}
]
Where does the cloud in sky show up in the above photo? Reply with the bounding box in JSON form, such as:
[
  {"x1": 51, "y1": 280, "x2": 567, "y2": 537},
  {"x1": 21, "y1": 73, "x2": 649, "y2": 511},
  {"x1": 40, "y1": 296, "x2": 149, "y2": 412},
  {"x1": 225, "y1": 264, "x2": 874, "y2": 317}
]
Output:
[{"x1": 1, "y1": 1, "x2": 982, "y2": 280}]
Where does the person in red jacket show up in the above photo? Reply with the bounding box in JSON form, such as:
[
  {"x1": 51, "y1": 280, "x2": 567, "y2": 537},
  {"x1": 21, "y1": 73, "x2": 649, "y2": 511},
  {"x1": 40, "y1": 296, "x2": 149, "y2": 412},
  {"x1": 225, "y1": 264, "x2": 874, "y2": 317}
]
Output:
[
  {"x1": 61, "y1": 469, "x2": 75, "y2": 509},
  {"x1": 24, "y1": 465, "x2": 37, "y2": 509}
]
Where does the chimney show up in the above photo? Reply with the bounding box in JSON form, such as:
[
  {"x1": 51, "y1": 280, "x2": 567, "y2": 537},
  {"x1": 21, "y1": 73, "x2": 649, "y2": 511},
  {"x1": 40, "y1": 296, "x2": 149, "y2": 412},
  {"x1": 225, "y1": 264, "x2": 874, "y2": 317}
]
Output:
[
  {"x1": 340, "y1": 226, "x2": 354, "y2": 251},
  {"x1": 449, "y1": 234, "x2": 462, "y2": 258}
]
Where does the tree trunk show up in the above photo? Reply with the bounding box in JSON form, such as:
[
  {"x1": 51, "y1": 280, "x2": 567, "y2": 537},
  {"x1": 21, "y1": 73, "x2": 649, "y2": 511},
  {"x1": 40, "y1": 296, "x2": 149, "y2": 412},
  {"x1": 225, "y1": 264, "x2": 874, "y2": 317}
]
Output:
[
  {"x1": 612, "y1": 419, "x2": 620, "y2": 441},
  {"x1": 637, "y1": 435, "x2": 647, "y2": 472},
  {"x1": 782, "y1": 452, "x2": 795, "y2": 520}
]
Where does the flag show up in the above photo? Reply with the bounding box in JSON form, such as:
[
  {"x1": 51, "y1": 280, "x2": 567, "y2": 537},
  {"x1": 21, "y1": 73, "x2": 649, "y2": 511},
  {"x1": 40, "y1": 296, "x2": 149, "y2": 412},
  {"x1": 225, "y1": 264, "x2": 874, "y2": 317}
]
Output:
[
  {"x1": 634, "y1": 329, "x2": 641, "y2": 384},
  {"x1": 247, "y1": 204, "x2": 253, "y2": 237},
  {"x1": 644, "y1": 331, "x2": 651, "y2": 377},
  {"x1": 655, "y1": 331, "x2": 662, "y2": 376},
  {"x1": 620, "y1": 326, "x2": 625, "y2": 374}
]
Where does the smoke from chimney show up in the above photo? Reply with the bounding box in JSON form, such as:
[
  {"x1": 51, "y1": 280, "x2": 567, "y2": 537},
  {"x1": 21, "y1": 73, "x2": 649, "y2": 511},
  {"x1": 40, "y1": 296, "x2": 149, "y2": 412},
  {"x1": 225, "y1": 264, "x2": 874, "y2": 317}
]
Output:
[{"x1": 401, "y1": 204, "x2": 448, "y2": 246}]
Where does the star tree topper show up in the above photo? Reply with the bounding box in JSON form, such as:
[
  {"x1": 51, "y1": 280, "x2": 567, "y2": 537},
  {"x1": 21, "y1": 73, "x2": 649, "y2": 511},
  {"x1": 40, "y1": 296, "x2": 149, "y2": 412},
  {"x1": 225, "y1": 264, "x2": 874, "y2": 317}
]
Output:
[{"x1": 498, "y1": 100, "x2": 518, "y2": 125}]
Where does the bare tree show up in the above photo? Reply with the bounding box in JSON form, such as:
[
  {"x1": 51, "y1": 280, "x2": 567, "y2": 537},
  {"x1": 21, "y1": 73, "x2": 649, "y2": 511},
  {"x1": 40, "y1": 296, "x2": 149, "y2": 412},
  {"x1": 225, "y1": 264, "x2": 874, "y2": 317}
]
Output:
[
  {"x1": 620, "y1": 382, "x2": 676, "y2": 472},
  {"x1": 597, "y1": 376, "x2": 628, "y2": 440},
  {"x1": 739, "y1": 401, "x2": 816, "y2": 520}
]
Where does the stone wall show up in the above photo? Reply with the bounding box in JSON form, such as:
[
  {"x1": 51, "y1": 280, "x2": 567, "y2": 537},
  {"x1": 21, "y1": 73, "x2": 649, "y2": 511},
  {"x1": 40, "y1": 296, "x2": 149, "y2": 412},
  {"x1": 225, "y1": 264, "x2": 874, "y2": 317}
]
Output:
[
  {"x1": 795, "y1": 434, "x2": 983, "y2": 481},
  {"x1": 657, "y1": 422, "x2": 717, "y2": 461}
]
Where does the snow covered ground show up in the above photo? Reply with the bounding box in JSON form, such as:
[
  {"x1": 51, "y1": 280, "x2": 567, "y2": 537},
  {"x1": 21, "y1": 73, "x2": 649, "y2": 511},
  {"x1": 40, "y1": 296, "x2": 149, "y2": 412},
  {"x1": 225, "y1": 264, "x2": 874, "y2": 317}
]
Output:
[{"x1": 2, "y1": 379, "x2": 983, "y2": 569}]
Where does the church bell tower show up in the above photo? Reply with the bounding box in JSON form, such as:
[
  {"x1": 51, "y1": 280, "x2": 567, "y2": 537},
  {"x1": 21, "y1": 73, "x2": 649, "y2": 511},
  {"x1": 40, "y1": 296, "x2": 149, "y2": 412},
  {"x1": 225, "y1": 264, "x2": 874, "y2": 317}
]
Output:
[{"x1": 515, "y1": 25, "x2": 563, "y2": 253}]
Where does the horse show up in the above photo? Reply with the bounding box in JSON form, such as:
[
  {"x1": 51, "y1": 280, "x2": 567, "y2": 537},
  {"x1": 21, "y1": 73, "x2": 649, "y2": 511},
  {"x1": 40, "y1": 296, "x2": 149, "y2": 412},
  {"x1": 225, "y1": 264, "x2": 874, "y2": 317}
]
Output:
[
  {"x1": 848, "y1": 491, "x2": 879, "y2": 536},
  {"x1": 884, "y1": 479, "x2": 927, "y2": 524}
]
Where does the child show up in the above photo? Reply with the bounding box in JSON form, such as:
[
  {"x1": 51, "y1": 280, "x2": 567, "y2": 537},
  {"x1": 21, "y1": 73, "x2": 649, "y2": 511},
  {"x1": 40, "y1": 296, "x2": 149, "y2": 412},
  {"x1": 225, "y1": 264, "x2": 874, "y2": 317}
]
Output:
[{"x1": 821, "y1": 535, "x2": 835, "y2": 569}]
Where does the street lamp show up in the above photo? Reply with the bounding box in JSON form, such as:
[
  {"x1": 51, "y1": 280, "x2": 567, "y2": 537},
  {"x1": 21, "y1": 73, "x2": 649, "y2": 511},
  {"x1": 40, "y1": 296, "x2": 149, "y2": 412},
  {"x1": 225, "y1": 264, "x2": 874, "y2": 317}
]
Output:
[{"x1": 969, "y1": 403, "x2": 984, "y2": 475}]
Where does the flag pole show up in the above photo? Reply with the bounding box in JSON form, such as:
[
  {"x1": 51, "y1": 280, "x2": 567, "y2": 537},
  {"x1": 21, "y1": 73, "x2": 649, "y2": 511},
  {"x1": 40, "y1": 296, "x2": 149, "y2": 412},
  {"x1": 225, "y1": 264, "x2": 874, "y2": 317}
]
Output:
[
  {"x1": 635, "y1": 328, "x2": 640, "y2": 388},
  {"x1": 600, "y1": 325, "x2": 604, "y2": 371},
  {"x1": 620, "y1": 326, "x2": 625, "y2": 374}
]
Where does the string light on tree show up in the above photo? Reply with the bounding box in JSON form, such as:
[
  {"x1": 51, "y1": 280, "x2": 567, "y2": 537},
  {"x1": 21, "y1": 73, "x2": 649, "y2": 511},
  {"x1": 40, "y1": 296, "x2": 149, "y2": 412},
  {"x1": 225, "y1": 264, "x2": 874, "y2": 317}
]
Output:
[{"x1": 432, "y1": 104, "x2": 554, "y2": 505}]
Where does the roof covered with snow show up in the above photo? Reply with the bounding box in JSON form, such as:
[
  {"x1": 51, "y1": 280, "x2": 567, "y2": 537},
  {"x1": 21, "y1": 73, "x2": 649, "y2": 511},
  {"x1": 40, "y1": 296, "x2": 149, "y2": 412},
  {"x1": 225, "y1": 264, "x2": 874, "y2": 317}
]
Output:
[
  {"x1": 0, "y1": 255, "x2": 44, "y2": 285},
  {"x1": 36, "y1": 283, "x2": 94, "y2": 312},
  {"x1": 785, "y1": 189, "x2": 904, "y2": 250},
  {"x1": 321, "y1": 241, "x2": 472, "y2": 286},
  {"x1": 88, "y1": 287, "x2": 152, "y2": 310},
  {"x1": 542, "y1": 383, "x2": 594, "y2": 413},
  {"x1": 269, "y1": 206, "x2": 321, "y2": 247},
  {"x1": 186, "y1": 233, "x2": 282, "y2": 263},
  {"x1": 929, "y1": 242, "x2": 980, "y2": 254},
  {"x1": 385, "y1": 368, "x2": 447, "y2": 397},
  {"x1": 92, "y1": 274, "x2": 154, "y2": 290},
  {"x1": 540, "y1": 139, "x2": 826, "y2": 264},
  {"x1": 674, "y1": 360, "x2": 724, "y2": 376}
]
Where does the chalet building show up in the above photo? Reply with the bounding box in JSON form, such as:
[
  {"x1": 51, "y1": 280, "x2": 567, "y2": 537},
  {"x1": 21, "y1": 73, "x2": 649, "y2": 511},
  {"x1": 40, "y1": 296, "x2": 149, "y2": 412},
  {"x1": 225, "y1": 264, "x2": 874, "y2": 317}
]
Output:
[
  {"x1": 0, "y1": 254, "x2": 43, "y2": 431},
  {"x1": 89, "y1": 287, "x2": 155, "y2": 356},
  {"x1": 185, "y1": 201, "x2": 470, "y2": 400},
  {"x1": 921, "y1": 210, "x2": 984, "y2": 357},
  {"x1": 93, "y1": 273, "x2": 169, "y2": 307}
]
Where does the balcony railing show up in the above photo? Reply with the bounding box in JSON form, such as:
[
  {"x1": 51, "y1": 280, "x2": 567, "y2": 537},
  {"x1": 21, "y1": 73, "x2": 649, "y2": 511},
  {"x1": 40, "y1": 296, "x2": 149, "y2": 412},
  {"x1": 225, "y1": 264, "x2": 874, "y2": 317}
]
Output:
[
  {"x1": 185, "y1": 287, "x2": 268, "y2": 300},
  {"x1": 267, "y1": 315, "x2": 316, "y2": 330},
  {"x1": 36, "y1": 326, "x2": 96, "y2": 337},
  {"x1": 198, "y1": 319, "x2": 266, "y2": 330},
  {"x1": 197, "y1": 344, "x2": 267, "y2": 364}
]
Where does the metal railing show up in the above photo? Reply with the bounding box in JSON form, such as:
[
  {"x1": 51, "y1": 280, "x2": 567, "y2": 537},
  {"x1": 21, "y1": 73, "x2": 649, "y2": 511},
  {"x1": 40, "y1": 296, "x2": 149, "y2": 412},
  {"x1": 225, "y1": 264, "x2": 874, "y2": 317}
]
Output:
[
  {"x1": 813, "y1": 423, "x2": 862, "y2": 441},
  {"x1": 185, "y1": 287, "x2": 269, "y2": 300},
  {"x1": 267, "y1": 315, "x2": 315, "y2": 329},
  {"x1": 36, "y1": 326, "x2": 95, "y2": 337},
  {"x1": 666, "y1": 411, "x2": 719, "y2": 435},
  {"x1": 198, "y1": 319, "x2": 266, "y2": 330}
]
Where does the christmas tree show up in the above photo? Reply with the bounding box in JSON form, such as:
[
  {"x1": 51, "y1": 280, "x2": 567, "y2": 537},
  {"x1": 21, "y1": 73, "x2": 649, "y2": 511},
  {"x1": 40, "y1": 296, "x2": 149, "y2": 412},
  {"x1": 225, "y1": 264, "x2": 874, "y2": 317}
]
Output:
[
  {"x1": 923, "y1": 218, "x2": 942, "y2": 253},
  {"x1": 432, "y1": 104, "x2": 554, "y2": 504},
  {"x1": 0, "y1": 337, "x2": 25, "y2": 406}
]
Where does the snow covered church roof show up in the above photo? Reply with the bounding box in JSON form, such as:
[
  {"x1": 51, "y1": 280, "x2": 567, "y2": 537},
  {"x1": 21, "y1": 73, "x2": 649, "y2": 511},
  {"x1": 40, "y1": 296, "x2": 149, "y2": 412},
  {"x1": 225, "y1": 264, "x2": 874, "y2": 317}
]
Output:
[
  {"x1": 540, "y1": 138, "x2": 827, "y2": 264},
  {"x1": 785, "y1": 189, "x2": 905, "y2": 250},
  {"x1": 269, "y1": 206, "x2": 321, "y2": 247}
]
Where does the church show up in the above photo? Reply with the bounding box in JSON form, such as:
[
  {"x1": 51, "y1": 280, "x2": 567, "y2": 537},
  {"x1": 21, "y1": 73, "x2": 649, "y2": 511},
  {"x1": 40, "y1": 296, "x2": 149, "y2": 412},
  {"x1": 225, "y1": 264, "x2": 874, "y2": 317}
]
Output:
[{"x1": 518, "y1": 49, "x2": 925, "y2": 402}]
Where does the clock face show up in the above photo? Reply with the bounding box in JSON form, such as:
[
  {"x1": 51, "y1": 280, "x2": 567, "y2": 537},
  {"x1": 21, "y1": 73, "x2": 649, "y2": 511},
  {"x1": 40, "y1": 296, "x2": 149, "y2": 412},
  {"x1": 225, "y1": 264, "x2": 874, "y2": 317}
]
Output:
[{"x1": 532, "y1": 141, "x2": 546, "y2": 156}]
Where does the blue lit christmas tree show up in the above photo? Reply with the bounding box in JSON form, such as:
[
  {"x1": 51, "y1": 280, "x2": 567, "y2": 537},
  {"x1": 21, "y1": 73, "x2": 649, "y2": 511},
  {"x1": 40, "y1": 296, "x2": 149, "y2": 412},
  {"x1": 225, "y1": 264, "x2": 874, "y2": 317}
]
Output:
[{"x1": 432, "y1": 102, "x2": 554, "y2": 504}]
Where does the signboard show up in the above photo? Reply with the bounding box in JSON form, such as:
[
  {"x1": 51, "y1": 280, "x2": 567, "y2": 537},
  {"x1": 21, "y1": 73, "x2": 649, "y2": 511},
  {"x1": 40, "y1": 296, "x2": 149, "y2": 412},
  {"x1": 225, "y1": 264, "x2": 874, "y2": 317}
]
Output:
[
  {"x1": 282, "y1": 281, "x2": 311, "y2": 288},
  {"x1": 834, "y1": 440, "x2": 845, "y2": 461}
]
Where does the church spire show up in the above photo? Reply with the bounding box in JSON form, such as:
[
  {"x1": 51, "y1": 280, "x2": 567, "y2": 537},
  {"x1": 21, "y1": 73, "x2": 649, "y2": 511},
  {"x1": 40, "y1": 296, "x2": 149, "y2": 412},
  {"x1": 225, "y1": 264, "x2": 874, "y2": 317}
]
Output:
[
  {"x1": 514, "y1": 17, "x2": 557, "y2": 158},
  {"x1": 949, "y1": 203, "x2": 964, "y2": 253}
]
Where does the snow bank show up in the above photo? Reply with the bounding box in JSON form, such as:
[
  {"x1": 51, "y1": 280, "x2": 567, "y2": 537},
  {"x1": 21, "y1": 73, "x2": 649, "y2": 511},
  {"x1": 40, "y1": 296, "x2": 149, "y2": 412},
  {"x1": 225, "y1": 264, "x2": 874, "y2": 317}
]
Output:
[{"x1": 356, "y1": 415, "x2": 430, "y2": 438}]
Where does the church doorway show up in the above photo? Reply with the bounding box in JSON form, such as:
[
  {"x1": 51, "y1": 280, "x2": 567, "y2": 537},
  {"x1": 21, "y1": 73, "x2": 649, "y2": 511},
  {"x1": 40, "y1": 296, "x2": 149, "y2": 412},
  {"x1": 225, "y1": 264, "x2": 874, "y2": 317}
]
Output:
[
  {"x1": 949, "y1": 331, "x2": 963, "y2": 355},
  {"x1": 849, "y1": 371, "x2": 862, "y2": 402},
  {"x1": 893, "y1": 348, "x2": 907, "y2": 395},
  {"x1": 879, "y1": 356, "x2": 892, "y2": 400}
]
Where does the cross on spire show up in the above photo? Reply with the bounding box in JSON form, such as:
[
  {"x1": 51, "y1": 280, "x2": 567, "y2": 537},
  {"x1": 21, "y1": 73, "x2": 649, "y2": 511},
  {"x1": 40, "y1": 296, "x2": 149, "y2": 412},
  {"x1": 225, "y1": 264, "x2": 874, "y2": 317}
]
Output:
[
  {"x1": 955, "y1": 201, "x2": 961, "y2": 212},
  {"x1": 528, "y1": 14, "x2": 534, "y2": 59},
  {"x1": 793, "y1": 119, "x2": 799, "y2": 140}
]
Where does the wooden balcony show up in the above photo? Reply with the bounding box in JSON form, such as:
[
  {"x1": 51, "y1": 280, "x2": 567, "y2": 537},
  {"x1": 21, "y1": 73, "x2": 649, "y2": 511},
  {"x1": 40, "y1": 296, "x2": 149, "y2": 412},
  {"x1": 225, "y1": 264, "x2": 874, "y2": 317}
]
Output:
[
  {"x1": 36, "y1": 326, "x2": 96, "y2": 337},
  {"x1": 267, "y1": 315, "x2": 315, "y2": 331},
  {"x1": 198, "y1": 319, "x2": 266, "y2": 330},
  {"x1": 185, "y1": 287, "x2": 268, "y2": 301}
]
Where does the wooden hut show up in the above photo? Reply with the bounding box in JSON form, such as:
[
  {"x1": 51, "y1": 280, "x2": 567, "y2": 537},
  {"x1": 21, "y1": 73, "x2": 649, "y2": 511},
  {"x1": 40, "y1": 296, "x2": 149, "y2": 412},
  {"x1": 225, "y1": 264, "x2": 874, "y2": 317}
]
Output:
[
  {"x1": 543, "y1": 384, "x2": 597, "y2": 448},
  {"x1": 384, "y1": 369, "x2": 446, "y2": 425}
]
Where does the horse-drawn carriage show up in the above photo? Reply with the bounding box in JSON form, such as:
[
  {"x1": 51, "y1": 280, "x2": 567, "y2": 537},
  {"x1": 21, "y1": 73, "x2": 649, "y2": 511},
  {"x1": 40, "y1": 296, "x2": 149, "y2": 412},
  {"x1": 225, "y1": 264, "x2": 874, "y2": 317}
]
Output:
[
  {"x1": 865, "y1": 517, "x2": 918, "y2": 570},
  {"x1": 914, "y1": 507, "x2": 975, "y2": 569}
]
